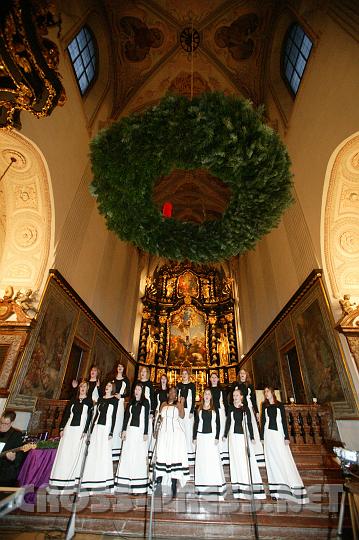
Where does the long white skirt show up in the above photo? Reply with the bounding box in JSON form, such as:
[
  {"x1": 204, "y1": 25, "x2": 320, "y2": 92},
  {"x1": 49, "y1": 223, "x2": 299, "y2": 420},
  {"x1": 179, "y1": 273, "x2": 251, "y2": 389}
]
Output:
[
  {"x1": 218, "y1": 407, "x2": 229, "y2": 464},
  {"x1": 115, "y1": 425, "x2": 149, "y2": 494},
  {"x1": 79, "y1": 424, "x2": 114, "y2": 495},
  {"x1": 147, "y1": 412, "x2": 154, "y2": 457},
  {"x1": 112, "y1": 398, "x2": 125, "y2": 461},
  {"x1": 264, "y1": 428, "x2": 309, "y2": 504},
  {"x1": 48, "y1": 425, "x2": 85, "y2": 494},
  {"x1": 181, "y1": 408, "x2": 195, "y2": 464},
  {"x1": 194, "y1": 433, "x2": 226, "y2": 498},
  {"x1": 247, "y1": 398, "x2": 265, "y2": 467},
  {"x1": 228, "y1": 433, "x2": 266, "y2": 500},
  {"x1": 155, "y1": 422, "x2": 190, "y2": 487}
]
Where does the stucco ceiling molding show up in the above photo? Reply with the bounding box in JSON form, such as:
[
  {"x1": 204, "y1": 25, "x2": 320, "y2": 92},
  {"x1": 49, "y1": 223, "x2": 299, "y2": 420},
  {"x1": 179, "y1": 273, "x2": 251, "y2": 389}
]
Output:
[
  {"x1": 323, "y1": 134, "x2": 359, "y2": 299},
  {"x1": 0, "y1": 131, "x2": 53, "y2": 291}
]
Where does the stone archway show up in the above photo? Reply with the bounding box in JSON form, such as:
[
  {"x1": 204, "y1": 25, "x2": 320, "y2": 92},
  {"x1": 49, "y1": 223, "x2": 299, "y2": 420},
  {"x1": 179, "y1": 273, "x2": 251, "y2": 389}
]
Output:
[
  {"x1": 321, "y1": 132, "x2": 359, "y2": 305},
  {"x1": 0, "y1": 130, "x2": 54, "y2": 293}
]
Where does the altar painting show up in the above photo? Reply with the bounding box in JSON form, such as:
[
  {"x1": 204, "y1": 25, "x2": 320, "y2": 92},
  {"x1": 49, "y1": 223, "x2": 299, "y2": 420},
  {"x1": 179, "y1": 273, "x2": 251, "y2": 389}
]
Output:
[
  {"x1": 169, "y1": 305, "x2": 206, "y2": 366},
  {"x1": 177, "y1": 271, "x2": 199, "y2": 298}
]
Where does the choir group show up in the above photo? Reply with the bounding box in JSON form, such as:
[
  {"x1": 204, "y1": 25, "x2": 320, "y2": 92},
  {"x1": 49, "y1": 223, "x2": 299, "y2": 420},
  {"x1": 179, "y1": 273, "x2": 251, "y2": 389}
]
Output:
[{"x1": 48, "y1": 364, "x2": 309, "y2": 504}]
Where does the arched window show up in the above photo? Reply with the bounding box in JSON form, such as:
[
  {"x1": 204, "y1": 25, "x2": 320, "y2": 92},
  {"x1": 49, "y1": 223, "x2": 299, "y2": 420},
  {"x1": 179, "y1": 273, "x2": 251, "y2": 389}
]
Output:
[
  {"x1": 282, "y1": 23, "x2": 313, "y2": 95},
  {"x1": 67, "y1": 26, "x2": 97, "y2": 95}
]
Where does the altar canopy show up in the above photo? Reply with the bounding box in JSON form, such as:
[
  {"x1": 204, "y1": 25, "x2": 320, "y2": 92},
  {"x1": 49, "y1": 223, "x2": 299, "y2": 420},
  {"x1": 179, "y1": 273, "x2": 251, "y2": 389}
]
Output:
[{"x1": 138, "y1": 263, "x2": 239, "y2": 393}]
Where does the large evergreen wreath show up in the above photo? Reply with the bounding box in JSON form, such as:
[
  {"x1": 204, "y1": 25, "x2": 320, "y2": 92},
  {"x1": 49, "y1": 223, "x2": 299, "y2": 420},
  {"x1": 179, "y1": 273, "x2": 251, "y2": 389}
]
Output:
[{"x1": 90, "y1": 92, "x2": 292, "y2": 263}]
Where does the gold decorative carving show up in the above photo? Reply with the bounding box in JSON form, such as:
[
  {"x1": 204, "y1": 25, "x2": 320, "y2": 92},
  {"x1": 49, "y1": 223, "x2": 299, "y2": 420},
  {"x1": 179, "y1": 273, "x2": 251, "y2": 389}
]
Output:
[
  {"x1": 139, "y1": 262, "x2": 240, "y2": 391},
  {"x1": 222, "y1": 276, "x2": 234, "y2": 296},
  {"x1": 146, "y1": 325, "x2": 158, "y2": 364},
  {"x1": 0, "y1": 333, "x2": 25, "y2": 389},
  {"x1": 217, "y1": 329, "x2": 230, "y2": 366},
  {"x1": 166, "y1": 277, "x2": 176, "y2": 297},
  {"x1": 0, "y1": 0, "x2": 66, "y2": 129},
  {"x1": 202, "y1": 279, "x2": 210, "y2": 300}
]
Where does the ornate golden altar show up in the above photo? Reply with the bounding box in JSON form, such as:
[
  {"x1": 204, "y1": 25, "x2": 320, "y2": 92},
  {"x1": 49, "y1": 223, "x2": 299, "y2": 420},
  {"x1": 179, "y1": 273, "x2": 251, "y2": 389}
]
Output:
[{"x1": 137, "y1": 263, "x2": 239, "y2": 396}]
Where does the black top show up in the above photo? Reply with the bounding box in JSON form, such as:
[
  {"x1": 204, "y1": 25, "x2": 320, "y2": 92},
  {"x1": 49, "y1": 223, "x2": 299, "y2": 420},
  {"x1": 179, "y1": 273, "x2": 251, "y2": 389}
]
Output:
[
  {"x1": 231, "y1": 382, "x2": 258, "y2": 414},
  {"x1": 177, "y1": 382, "x2": 196, "y2": 413},
  {"x1": 210, "y1": 385, "x2": 228, "y2": 415},
  {"x1": 60, "y1": 397, "x2": 93, "y2": 432},
  {"x1": 224, "y1": 404, "x2": 253, "y2": 439},
  {"x1": 123, "y1": 399, "x2": 150, "y2": 435},
  {"x1": 260, "y1": 402, "x2": 289, "y2": 440},
  {"x1": 114, "y1": 376, "x2": 130, "y2": 398},
  {"x1": 193, "y1": 408, "x2": 220, "y2": 440},
  {"x1": 133, "y1": 379, "x2": 156, "y2": 415},
  {"x1": 155, "y1": 388, "x2": 168, "y2": 410},
  {"x1": 0, "y1": 427, "x2": 24, "y2": 486},
  {"x1": 95, "y1": 396, "x2": 118, "y2": 436}
]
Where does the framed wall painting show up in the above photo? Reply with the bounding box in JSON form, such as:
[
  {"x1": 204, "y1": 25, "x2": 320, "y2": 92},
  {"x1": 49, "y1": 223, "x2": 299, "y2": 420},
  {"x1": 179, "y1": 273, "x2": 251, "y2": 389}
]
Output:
[
  {"x1": 251, "y1": 334, "x2": 282, "y2": 391},
  {"x1": 90, "y1": 332, "x2": 120, "y2": 383},
  {"x1": 276, "y1": 316, "x2": 294, "y2": 349},
  {"x1": 292, "y1": 280, "x2": 357, "y2": 415},
  {"x1": 8, "y1": 279, "x2": 77, "y2": 410}
]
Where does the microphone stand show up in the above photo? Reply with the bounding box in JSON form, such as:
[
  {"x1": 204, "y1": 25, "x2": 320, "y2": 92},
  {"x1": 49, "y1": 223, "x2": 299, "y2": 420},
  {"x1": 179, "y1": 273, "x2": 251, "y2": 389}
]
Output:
[
  {"x1": 243, "y1": 408, "x2": 259, "y2": 540},
  {"x1": 65, "y1": 402, "x2": 98, "y2": 540},
  {"x1": 147, "y1": 414, "x2": 162, "y2": 540}
]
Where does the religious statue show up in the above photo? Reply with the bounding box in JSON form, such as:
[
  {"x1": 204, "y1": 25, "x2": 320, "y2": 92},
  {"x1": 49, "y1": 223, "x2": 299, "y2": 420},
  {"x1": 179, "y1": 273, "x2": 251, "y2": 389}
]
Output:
[
  {"x1": 166, "y1": 277, "x2": 176, "y2": 297},
  {"x1": 222, "y1": 276, "x2": 234, "y2": 296},
  {"x1": 146, "y1": 325, "x2": 158, "y2": 364},
  {"x1": 14, "y1": 289, "x2": 36, "y2": 312},
  {"x1": 0, "y1": 285, "x2": 37, "y2": 322},
  {"x1": 145, "y1": 276, "x2": 157, "y2": 296},
  {"x1": 3, "y1": 285, "x2": 14, "y2": 301},
  {"x1": 202, "y1": 279, "x2": 211, "y2": 300},
  {"x1": 217, "y1": 330, "x2": 230, "y2": 365},
  {"x1": 339, "y1": 294, "x2": 357, "y2": 317}
]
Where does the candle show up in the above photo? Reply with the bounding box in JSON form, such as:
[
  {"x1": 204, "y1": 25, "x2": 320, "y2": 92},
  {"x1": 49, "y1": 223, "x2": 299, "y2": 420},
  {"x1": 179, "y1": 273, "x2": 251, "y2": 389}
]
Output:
[
  {"x1": 289, "y1": 397, "x2": 295, "y2": 404},
  {"x1": 312, "y1": 397, "x2": 317, "y2": 404}
]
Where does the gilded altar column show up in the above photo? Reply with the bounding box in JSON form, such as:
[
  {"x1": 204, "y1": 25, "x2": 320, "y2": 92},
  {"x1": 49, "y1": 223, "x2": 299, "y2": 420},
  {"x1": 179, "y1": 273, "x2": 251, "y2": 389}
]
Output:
[
  {"x1": 225, "y1": 313, "x2": 237, "y2": 363},
  {"x1": 138, "y1": 311, "x2": 151, "y2": 363},
  {"x1": 208, "y1": 313, "x2": 217, "y2": 365},
  {"x1": 157, "y1": 313, "x2": 167, "y2": 366}
]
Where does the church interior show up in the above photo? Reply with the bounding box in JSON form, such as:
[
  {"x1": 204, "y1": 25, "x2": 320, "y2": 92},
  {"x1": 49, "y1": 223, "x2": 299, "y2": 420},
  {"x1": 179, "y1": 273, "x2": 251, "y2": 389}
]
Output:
[{"x1": 0, "y1": 0, "x2": 359, "y2": 538}]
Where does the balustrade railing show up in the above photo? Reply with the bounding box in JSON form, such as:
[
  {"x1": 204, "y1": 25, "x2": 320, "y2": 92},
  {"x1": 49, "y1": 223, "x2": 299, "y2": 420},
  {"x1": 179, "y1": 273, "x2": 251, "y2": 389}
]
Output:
[
  {"x1": 284, "y1": 403, "x2": 332, "y2": 445},
  {"x1": 28, "y1": 399, "x2": 333, "y2": 446}
]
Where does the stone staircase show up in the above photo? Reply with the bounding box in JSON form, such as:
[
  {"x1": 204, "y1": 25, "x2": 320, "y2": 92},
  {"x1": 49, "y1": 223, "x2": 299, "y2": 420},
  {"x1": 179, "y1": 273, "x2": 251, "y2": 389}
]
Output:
[{"x1": 0, "y1": 443, "x2": 352, "y2": 539}]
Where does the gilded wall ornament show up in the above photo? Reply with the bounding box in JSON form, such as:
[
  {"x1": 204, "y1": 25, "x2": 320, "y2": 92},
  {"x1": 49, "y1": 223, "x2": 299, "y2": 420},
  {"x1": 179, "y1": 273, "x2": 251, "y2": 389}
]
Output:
[{"x1": 0, "y1": 0, "x2": 65, "y2": 129}]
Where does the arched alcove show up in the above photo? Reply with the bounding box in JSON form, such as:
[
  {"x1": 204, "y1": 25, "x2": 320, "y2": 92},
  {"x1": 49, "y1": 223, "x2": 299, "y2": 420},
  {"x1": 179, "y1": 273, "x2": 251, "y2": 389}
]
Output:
[
  {"x1": 321, "y1": 132, "x2": 359, "y2": 308},
  {"x1": 0, "y1": 130, "x2": 54, "y2": 294}
]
